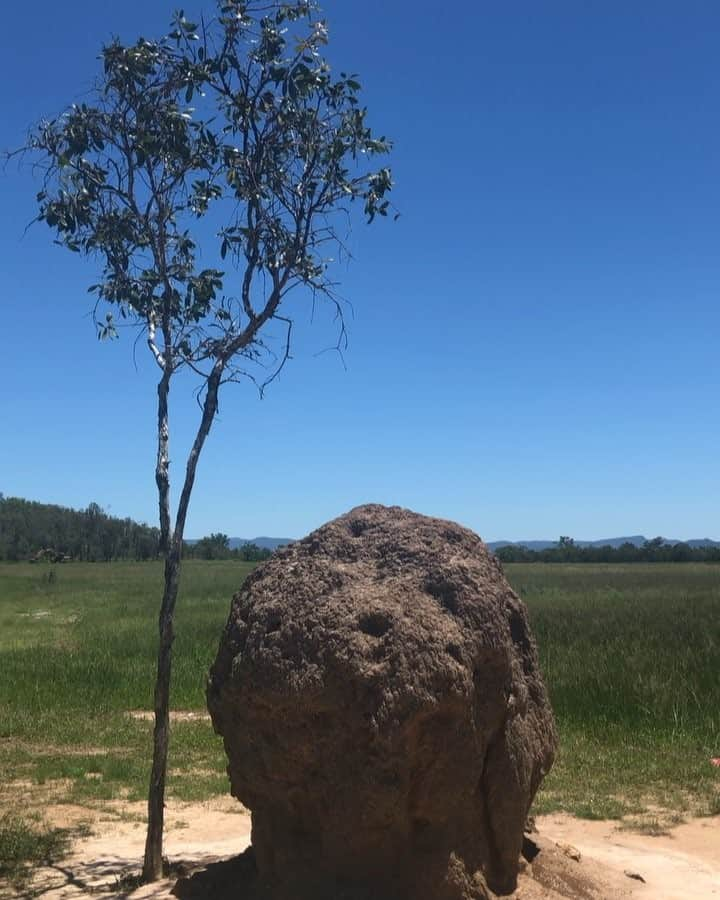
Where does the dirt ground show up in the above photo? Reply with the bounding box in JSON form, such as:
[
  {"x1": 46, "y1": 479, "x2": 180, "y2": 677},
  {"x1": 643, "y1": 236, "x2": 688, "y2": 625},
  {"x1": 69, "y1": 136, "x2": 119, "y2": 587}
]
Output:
[{"x1": 11, "y1": 800, "x2": 720, "y2": 900}]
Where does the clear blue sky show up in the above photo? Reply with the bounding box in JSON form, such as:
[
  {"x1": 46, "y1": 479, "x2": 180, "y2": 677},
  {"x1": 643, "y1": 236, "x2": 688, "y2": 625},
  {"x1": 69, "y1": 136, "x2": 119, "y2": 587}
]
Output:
[{"x1": 2, "y1": 1, "x2": 718, "y2": 542}]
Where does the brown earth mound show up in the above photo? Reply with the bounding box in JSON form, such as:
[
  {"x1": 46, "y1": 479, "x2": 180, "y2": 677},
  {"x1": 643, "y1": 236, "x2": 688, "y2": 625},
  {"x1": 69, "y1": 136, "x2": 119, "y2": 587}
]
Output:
[{"x1": 207, "y1": 504, "x2": 557, "y2": 899}]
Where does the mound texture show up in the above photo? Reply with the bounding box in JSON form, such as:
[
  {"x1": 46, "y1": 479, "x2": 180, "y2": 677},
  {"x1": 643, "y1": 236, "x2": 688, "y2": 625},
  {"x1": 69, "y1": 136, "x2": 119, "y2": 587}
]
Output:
[{"x1": 208, "y1": 504, "x2": 557, "y2": 900}]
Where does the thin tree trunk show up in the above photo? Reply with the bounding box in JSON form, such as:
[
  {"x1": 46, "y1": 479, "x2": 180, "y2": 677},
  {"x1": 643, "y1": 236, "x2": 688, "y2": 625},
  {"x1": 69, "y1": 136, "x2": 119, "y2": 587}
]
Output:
[
  {"x1": 143, "y1": 366, "x2": 174, "y2": 882},
  {"x1": 142, "y1": 366, "x2": 222, "y2": 883},
  {"x1": 142, "y1": 551, "x2": 180, "y2": 881}
]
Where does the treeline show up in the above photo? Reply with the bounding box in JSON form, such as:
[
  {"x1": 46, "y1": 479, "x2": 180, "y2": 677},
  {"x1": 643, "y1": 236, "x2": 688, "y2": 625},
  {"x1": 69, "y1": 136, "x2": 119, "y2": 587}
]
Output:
[
  {"x1": 494, "y1": 536, "x2": 720, "y2": 564},
  {"x1": 0, "y1": 495, "x2": 161, "y2": 562},
  {"x1": 0, "y1": 497, "x2": 275, "y2": 563},
  {"x1": 184, "y1": 533, "x2": 272, "y2": 562}
]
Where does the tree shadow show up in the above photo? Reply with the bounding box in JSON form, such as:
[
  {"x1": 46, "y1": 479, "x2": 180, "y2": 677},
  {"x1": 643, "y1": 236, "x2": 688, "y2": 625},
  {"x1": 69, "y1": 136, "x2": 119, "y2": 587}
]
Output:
[{"x1": 25, "y1": 852, "x2": 251, "y2": 899}]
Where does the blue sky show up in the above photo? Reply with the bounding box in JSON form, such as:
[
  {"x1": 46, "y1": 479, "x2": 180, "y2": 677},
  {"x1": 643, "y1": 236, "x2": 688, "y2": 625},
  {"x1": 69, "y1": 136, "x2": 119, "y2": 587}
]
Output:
[{"x1": 1, "y1": 1, "x2": 718, "y2": 542}]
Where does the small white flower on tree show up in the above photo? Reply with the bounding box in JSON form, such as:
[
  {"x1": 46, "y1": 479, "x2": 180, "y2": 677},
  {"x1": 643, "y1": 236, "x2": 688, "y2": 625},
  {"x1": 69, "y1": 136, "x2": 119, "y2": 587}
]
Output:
[{"x1": 18, "y1": 0, "x2": 393, "y2": 882}]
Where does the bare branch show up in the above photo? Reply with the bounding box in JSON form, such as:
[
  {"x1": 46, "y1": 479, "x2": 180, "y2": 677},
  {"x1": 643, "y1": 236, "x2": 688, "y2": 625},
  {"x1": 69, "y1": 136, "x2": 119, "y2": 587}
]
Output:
[{"x1": 259, "y1": 314, "x2": 293, "y2": 396}]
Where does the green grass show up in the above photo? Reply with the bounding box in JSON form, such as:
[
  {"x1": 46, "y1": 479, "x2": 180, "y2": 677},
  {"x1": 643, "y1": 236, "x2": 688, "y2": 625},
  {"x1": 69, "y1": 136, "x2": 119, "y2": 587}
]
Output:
[
  {"x1": 508, "y1": 563, "x2": 720, "y2": 818},
  {"x1": 0, "y1": 560, "x2": 718, "y2": 826},
  {"x1": 0, "y1": 560, "x2": 252, "y2": 808}
]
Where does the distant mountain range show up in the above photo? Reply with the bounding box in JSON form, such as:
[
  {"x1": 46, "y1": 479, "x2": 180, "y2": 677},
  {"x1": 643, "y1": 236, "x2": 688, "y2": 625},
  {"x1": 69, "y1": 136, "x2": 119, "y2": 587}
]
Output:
[
  {"x1": 194, "y1": 534, "x2": 720, "y2": 553},
  {"x1": 486, "y1": 536, "x2": 720, "y2": 551}
]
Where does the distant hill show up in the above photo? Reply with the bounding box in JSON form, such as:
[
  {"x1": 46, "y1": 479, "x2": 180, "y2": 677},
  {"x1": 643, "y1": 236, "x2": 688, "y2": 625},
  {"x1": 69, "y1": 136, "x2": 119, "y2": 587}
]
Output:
[
  {"x1": 227, "y1": 536, "x2": 293, "y2": 551},
  {"x1": 487, "y1": 536, "x2": 720, "y2": 551},
  {"x1": 205, "y1": 534, "x2": 720, "y2": 553},
  {"x1": 214, "y1": 535, "x2": 720, "y2": 553}
]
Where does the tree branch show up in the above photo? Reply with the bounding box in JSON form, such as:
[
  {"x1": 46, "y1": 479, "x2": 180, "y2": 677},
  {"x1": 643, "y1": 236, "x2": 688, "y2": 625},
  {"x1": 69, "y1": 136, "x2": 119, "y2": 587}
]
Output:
[{"x1": 147, "y1": 314, "x2": 166, "y2": 370}]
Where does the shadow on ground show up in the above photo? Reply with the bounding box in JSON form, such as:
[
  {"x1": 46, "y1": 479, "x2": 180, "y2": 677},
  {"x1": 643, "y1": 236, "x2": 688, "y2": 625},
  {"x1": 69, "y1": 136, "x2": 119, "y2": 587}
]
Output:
[
  {"x1": 14, "y1": 853, "x2": 251, "y2": 900},
  {"x1": 172, "y1": 849, "x2": 258, "y2": 899}
]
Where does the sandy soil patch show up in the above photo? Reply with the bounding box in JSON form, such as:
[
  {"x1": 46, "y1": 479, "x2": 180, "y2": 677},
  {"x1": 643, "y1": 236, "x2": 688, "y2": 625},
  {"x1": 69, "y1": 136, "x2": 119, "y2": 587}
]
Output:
[
  {"x1": 7, "y1": 797, "x2": 250, "y2": 899},
  {"x1": 126, "y1": 711, "x2": 211, "y2": 724},
  {"x1": 7, "y1": 804, "x2": 719, "y2": 899},
  {"x1": 534, "y1": 812, "x2": 720, "y2": 899}
]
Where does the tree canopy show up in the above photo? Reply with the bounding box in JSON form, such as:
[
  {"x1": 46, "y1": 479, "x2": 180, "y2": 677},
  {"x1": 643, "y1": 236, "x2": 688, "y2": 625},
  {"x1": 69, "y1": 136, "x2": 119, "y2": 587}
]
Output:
[{"x1": 29, "y1": 1, "x2": 393, "y2": 391}]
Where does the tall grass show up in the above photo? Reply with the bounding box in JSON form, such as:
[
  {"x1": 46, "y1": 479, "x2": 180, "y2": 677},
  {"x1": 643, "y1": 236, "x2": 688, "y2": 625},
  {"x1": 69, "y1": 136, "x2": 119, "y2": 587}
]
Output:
[
  {"x1": 0, "y1": 560, "x2": 718, "y2": 818},
  {"x1": 509, "y1": 563, "x2": 720, "y2": 816},
  {"x1": 0, "y1": 561, "x2": 251, "y2": 804},
  {"x1": 0, "y1": 561, "x2": 251, "y2": 733}
]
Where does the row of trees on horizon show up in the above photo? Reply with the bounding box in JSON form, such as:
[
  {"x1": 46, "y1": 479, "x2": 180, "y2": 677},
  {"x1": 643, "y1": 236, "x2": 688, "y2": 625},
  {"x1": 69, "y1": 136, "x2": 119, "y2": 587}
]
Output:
[
  {"x1": 0, "y1": 495, "x2": 160, "y2": 562},
  {"x1": 2, "y1": 496, "x2": 718, "y2": 565},
  {"x1": 494, "y1": 535, "x2": 720, "y2": 564},
  {"x1": 184, "y1": 532, "x2": 272, "y2": 562},
  {"x1": 0, "y1": 496, "x2": 272, "y2": 563}
]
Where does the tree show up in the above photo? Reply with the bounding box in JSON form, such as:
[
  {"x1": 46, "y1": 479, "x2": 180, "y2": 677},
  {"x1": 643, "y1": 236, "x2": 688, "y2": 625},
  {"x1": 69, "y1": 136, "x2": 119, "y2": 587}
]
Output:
[
  {"x1": 239, "y1": 541, "x2": 272, "y2": 561},
  {"x1": 19, "y1": 0, "x2": 392, "y2": 880},
  {"x1": 643, "y1": 536, "x2": 666, "y2": 562},
  {"x1": 556, "y1": 535, "x2": 576, "y2": 562},
  {"x1": 194, "y1": 531, "x2": 231, "y2": 559}
]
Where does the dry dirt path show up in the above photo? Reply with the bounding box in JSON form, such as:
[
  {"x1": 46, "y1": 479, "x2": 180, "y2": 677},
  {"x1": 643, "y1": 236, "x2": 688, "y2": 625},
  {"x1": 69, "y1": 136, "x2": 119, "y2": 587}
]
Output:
[
  {"x1": 10, "y1": 802, "x2": 720, "y2": 899},
  {"x1": 535, "y1": 812, "x2": 720, "y2": 900}
]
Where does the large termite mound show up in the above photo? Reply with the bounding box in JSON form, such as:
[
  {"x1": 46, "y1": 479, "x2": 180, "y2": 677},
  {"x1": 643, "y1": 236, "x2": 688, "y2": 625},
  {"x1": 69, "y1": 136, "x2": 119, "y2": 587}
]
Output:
[{"x1": 207, "y1": 504, "x2": 557, "y2": 900}]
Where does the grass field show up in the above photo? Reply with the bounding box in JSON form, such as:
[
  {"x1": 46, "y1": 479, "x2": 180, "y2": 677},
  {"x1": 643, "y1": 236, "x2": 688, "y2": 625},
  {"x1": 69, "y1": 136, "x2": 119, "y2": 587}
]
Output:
[
  {"x1": 0, "y1": 560, "x2": 718, "y2": 835},
  {"x1": 513, "y1": 563, "x2": 720, "y2": 821}
]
